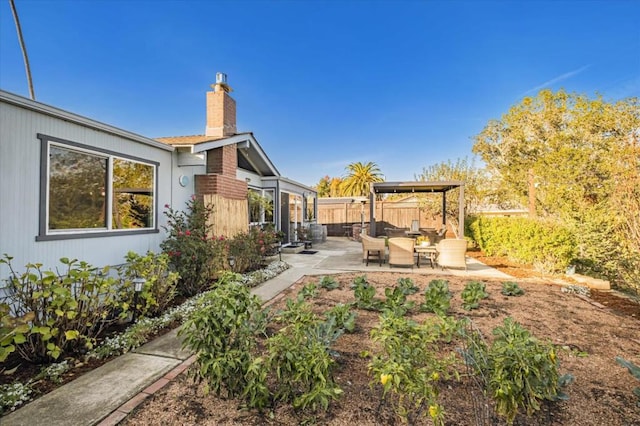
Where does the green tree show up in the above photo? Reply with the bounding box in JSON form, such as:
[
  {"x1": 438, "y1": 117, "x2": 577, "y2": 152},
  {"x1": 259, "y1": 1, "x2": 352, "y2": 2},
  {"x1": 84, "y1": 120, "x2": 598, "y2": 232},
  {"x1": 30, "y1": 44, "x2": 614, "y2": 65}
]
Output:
[
  {"x1": 329, "y1": 177, "x2": 344, "y2": 197},
  {"x1": 415, "y1": 157, "x2": 492, "y2": 237},
  {"x1": 315, "y1": 176, "x2": 331, "y2": 197},
  {"x1": 473, "y1": 89, "x2": 640, "y2": 291},
  {"x1": 340, "y1": 162, "x2": 384, "y2": 197}
]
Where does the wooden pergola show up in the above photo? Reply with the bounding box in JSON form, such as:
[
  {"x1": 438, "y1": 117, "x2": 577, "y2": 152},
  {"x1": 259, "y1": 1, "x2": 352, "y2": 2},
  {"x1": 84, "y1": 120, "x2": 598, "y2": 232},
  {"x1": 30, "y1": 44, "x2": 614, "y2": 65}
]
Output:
[{"x1": 368, "y1": 181, "x2": 465, "y2": 238}]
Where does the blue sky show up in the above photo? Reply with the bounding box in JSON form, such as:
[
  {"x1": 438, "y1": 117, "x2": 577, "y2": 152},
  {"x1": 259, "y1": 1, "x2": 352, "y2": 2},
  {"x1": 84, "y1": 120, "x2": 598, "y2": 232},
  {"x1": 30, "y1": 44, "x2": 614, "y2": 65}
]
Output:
[{"x1": 1, "y1": 0, "x2": 638, "y2": 186}]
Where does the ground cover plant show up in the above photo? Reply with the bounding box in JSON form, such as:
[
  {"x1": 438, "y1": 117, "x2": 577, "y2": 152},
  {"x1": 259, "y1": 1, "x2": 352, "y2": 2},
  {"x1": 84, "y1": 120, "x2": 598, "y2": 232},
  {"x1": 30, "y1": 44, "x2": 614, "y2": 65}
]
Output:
[{"x1": 123, "y1": 272, "x2": 640, "y2": 425}]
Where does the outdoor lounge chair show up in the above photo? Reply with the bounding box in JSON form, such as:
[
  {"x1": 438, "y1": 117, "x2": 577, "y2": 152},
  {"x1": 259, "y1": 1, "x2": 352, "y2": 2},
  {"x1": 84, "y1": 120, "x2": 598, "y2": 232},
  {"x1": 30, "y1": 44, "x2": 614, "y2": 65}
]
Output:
[
  {"x1": 361, "y1": 234, "x2": 386, "y2": 266},
  {"x1": 436, "y1": 238, "x2": 467, "y2": 270},
  {"x1": 385, "y1": 227, "x2": 408, "y2": 238},
  {"x1": 388, "y1": 237, "x2": 415, "y2": 268}
]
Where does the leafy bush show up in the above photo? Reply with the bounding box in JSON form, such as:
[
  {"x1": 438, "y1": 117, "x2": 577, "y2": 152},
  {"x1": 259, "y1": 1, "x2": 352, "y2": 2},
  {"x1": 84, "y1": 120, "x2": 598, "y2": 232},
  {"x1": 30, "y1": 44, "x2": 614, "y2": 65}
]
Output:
[
  {"x1": 368, "y1": 312, "x2": 458, "y2": 425},
  {"x1": 467, "y1": 216, "x2": 576, "y2": 273},
  {"x1": 0, "y1": 304, "x2": 33, "y2": 363},
  {"x1": 421, "y1": 279, "x2": 452, "y2": 315},
  {"x1": 178, "y1": 272, "x2": 266, "y2": 397},
  {"x1": 501, "y1": 282, "x2": 524, "y2": 296},
  {"x1": 161, "y1": 197, "x2": 225, "y2": 296},
  {"x1": 0, "y1": 255, "x2": 128, "y2": 362},
  {"x1": 466, "y1": 317, "x2": 571, "y2": 424},
  {"x1": 267, "y1": 309, "x2": 343, "y2": 411},
  {"x1": 118, "y1": 251, "x2": 179, "y2": 317},
  {"x1": 461, "y1": 281, "x2": 489, "y2": 310}
]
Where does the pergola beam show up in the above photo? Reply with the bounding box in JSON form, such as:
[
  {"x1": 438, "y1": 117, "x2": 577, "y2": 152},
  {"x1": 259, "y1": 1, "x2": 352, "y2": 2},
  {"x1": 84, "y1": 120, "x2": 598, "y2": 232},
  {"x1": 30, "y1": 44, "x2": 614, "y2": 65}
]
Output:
[{"x1": 368, "y1": 181, "x2": 465, "y2": 238}]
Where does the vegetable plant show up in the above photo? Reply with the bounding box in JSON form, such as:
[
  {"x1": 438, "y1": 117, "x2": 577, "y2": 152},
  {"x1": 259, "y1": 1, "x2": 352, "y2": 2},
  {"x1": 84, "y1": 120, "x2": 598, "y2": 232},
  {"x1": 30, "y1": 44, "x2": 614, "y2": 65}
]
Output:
[
  {"x1": 461, "y1": 280, "x2": 489, "y2": 310},
  {"x1": 368, "y1": 312, "x2": 457, "y2": 425},
  {"x1": 352, "y1": 276, "x2": 383, "y2": 310},
  {"x1": 501, "y1": 281, "x2": 524, "y2": 297},
  {"x1": 382, "y1": 286, "x2": 415, "y2": 317},
  {"x1": 420, "y1": 279, "x2": 452, "y2": 315},
  {"x1": 319, "y1": 276, "x2": 340, "y2": 290},
  {"x1": 325, "y1": 303, "x2": 357, "y2": 333},
  {"x1": 465, "y1": 317, "x2": 572, "y2": 424},
  {"x1": 267, "y1": 302, "x2": 343, "y2": 411},
  {"x1": 395, "y1": 277, "x2": 419, "y2": 295},
  {"x1": 179, "y1": 272, "x2": 266, "y2": 398},
  {"x1": 297, "y1": 282, "x2": 318, "y2": 301}
]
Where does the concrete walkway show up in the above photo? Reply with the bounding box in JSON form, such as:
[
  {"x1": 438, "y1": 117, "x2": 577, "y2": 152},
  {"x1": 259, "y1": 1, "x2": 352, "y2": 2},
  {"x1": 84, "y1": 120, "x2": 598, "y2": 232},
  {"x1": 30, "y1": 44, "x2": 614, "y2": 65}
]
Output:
[{"x1": 2, "y1": 237, "x2": 510, "y2": 426}]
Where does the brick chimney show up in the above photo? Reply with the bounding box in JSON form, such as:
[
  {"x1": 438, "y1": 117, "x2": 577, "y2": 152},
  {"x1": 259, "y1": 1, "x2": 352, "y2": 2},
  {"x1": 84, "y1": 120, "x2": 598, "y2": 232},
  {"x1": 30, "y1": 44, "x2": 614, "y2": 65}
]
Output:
[{"x1": 205, "y1": 72, "x2": 236, "y2": 137}]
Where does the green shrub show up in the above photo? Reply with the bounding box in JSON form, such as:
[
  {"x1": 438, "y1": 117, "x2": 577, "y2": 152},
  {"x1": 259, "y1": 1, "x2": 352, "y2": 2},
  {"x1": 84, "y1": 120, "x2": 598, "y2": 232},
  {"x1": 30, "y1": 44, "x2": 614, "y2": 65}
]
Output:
[
  {"x1": 266, "y1": 312, "x2": 343, "y2": 411},
  {"x1": 0, "y1": 255, "x2": 128, "y2": 362},
  {"x1": 465, "y1": 317, "x2": 571, "y2": 424},
  {"x1": 368, "y1": 313, "x2": 458, "y2": 425},
  {"x1": 420, "y1": 279, "x2": 452, "y2": 315},
  {"x1": 161, "y1": 197, "x2": 225, "y2": 296},
  {"x1": 118, "y1": 251, "x2": 179, "y2": 317},
  {"x1": 467, "y1": 216, "x2": 576, "y2": 273},
  {"x1": 178, "y1": 272, "x2": 266, "y2": 397},
  {"x1": 461, "y1": 281, "x2": 489, "y2": 310},
  {"x1": 0, "y1": 303, "x2": 33, "y2": 363}
]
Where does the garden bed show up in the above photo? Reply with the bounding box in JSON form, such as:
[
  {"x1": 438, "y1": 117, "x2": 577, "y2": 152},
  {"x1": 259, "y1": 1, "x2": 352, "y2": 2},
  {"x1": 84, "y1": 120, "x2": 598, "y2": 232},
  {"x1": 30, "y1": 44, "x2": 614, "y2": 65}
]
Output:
[{"x1": 122, "y1": 272, "x2": 640, "y2": 425}]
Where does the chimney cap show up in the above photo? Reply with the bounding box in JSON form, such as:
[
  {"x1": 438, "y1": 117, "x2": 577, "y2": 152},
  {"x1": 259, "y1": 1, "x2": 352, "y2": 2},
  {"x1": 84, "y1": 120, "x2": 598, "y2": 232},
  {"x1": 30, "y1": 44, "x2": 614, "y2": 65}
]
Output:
[{"x1": 212, "y1": 72, "x2": 232, "y2": 93}]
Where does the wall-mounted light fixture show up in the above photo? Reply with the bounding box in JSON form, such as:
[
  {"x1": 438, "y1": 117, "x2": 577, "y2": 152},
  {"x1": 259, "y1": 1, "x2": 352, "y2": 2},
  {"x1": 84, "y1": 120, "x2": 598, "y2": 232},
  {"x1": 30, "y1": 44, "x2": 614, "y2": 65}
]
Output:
[{"x1": 178, "y1": 175, "x2": 189, "y2": 187}]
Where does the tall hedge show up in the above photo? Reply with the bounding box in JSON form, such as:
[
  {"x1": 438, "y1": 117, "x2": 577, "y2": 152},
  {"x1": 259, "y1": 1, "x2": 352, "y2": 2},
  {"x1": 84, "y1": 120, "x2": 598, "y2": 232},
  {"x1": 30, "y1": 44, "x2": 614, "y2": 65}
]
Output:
[{"x1": 467, "y1": 216, "x2": 576, "y2": 273}]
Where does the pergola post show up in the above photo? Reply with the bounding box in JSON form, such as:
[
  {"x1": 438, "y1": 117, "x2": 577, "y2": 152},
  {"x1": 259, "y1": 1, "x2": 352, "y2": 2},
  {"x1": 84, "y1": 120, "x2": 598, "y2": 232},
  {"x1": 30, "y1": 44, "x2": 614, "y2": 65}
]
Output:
[
  {"x1": 369, "y1": 183, "x2": 376, "y2": 236},
  {"x1": 458, "y1": 183, "x2": 465, "y2": 238}
]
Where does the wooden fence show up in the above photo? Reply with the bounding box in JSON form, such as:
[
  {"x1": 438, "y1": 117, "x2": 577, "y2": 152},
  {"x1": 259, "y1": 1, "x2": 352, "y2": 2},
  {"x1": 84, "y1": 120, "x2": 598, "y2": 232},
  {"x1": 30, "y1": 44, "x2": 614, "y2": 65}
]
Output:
[
  {"x1": 318, "y1": 199, "x2": 443, "y2": 236},
  {"x1": 204, "y1": 194, "x2": 248, "y2": 237}
]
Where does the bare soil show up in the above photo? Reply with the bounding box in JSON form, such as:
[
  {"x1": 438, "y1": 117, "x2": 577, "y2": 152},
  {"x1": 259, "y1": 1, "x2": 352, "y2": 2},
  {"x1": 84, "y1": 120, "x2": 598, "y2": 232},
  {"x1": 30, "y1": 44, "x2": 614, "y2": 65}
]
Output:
[{"x1": 123, "y1": 269, "x2": 640, "y2": 426}]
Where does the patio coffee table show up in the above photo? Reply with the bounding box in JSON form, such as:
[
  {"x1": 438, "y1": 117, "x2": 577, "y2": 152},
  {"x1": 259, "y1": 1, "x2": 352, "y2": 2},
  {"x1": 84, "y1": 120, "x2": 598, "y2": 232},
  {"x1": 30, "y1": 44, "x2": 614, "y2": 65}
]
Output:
[{"x1": 415, "y1": 245, "x2": 437, "y2": 268}]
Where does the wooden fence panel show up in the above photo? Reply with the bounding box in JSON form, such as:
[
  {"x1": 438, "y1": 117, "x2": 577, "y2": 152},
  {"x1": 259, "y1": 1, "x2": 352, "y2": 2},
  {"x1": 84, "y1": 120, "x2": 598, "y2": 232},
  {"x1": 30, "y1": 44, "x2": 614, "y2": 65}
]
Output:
[
  {"x1": 204, "y1": 194, "x2": 248, "y2": 237},
  {"x1": 318, "y1": 200, "x2": 443, "y2": 236}
]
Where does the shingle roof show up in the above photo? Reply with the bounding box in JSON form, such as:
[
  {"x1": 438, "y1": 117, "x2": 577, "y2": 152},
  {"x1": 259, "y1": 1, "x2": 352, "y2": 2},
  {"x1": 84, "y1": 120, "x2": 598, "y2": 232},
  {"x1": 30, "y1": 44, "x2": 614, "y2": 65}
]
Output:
[
  {"x1": 155, "y1": 132, "x2": 254, "y2": 146},
  {"x1": 155, "y1": 134, "x2": 222, "y2": 145}
]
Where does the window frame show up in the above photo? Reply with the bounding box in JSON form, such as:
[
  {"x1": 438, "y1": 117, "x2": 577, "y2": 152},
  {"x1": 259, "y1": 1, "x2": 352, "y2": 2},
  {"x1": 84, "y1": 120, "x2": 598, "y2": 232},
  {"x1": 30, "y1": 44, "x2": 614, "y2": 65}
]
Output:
[
  {"x1": 248, "y1": 187, "x2": 276, "y2": 226},
  {"x1": 37, "y1": 134, "x2": 159, "y2": 241}
]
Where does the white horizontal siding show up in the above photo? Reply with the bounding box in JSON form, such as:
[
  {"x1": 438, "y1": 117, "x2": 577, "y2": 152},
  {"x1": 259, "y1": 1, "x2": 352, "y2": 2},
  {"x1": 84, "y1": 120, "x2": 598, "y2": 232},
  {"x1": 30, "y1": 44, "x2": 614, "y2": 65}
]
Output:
[{"x1": 0, "y1": 101, "x2": 173, "y2": 280}]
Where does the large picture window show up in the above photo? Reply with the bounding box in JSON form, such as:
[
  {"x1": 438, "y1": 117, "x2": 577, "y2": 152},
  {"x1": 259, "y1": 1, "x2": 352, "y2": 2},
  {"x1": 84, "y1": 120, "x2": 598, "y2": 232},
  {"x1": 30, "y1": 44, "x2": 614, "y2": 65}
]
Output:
[
  {"x1": 248, "y1": 188, "x2": 275, "y2": 224},
  {"x1": 38, "y1": 135, "x2": 158, "y2": 240}
]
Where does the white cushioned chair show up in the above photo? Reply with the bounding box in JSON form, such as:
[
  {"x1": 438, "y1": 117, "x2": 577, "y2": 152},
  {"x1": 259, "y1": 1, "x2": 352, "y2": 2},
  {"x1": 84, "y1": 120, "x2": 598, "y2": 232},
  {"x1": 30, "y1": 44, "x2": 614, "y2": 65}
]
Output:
[
  {"x1": 388, "y1": 237, "x2": 415, "y2": 268},
  {"x1": 361, "y1": 234, "x2": 386, "y2": 266},
  {"x1": 436, "y1": 239, "x2": 468, "y2": 270}
]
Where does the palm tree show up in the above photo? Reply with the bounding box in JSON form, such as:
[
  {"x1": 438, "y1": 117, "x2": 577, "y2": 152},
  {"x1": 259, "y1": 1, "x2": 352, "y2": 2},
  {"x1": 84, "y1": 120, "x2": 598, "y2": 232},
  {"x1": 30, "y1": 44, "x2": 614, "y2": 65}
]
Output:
[
  {"x1": 9, "y1": 0, "x2": 35, "y2": 100},
  {"x1": 340, "y1": 162, "x2": 384, "y2": 197}
]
